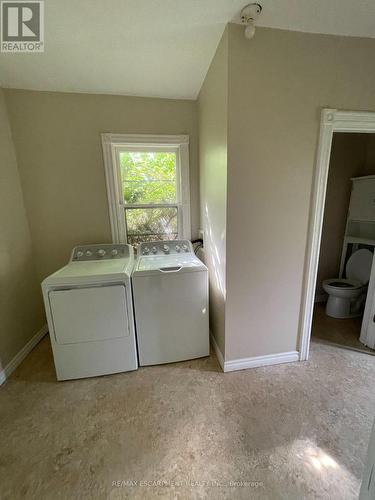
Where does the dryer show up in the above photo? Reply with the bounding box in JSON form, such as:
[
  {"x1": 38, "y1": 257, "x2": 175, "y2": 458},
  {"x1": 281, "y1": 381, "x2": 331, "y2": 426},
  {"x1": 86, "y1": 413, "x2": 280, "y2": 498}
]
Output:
[
  {"x1": 132, "y1": 240, "x2": 209, "y2": 366},
  {"x1": 42, "y1": 244, "x2": 137, "y2": 380}
]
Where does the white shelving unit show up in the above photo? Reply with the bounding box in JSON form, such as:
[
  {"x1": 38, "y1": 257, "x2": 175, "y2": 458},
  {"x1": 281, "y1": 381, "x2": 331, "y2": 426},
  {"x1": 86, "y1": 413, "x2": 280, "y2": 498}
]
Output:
[{"x1": 339, "y1": 176, "x2": 375, "y2": 277}]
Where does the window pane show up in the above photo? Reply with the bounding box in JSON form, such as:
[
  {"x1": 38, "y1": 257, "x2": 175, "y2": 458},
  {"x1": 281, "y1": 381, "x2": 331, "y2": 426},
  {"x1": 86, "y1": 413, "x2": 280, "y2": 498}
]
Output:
[
  {"x1": 123, "y1": 180, "x2": 176, "y2": 204},
  {"x1": 120, "y1": 152, "x2": 177, "y2": 204},
  {"x1": 125, "y1": 207, "x2": 178, "y2": 246}
]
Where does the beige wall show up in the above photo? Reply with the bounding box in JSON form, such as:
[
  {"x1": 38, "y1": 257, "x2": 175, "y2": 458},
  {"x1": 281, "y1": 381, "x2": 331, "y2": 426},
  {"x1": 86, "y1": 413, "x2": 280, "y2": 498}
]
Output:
[
  {"x1": 225, "y1": 24, "x2": 375, "y2": 360},
  {"x1": 4, "y1": 90, "x2": 199, "y2": 280},
  {"x1": 0, "y1": 89, "x2": 45, "y2": 368},
  {"x1": 5, "y1": 24, "x2": 375, "y2": 366},
  {"x1": 316, "y1": 133, "x2": 375, "y2": 296},
  {"x1": 198, "y1": 28, "x2": 228, "y2": 355}
]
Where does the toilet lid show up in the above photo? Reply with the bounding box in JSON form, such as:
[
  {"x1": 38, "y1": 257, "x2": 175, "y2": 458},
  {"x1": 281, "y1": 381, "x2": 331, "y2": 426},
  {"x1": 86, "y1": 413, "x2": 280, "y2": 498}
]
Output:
[{"x1": 346, "y1": 249, "x2": 373, "y2": 284}]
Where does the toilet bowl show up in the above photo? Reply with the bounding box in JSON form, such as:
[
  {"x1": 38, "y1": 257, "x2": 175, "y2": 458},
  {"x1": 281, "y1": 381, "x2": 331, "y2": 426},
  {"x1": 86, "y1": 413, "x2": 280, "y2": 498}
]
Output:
[{"x1": 322, "y1": 249, "x2": 373, "y2": 319}]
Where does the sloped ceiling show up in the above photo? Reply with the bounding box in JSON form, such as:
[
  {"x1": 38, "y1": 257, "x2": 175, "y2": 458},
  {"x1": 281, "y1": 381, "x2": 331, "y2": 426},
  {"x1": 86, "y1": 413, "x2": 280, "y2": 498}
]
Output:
[{"x1": 0, "y1": 0, "x2": 374, "y2": 99}]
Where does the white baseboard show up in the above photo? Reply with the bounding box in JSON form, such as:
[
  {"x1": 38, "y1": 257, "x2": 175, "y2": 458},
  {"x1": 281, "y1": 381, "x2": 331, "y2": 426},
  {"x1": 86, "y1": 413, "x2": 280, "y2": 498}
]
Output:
[
  {"x1": 210, "y1": 333, "x2": 224, "y2": 371},
  {"x1": 210, "y1": 331, "x2": 299, "y2": 373},
  {"x1": 0, "y1": 324, "x2": 48, "y2": 385},
  {"x1": 224, "y1": 350, "x2": 299, "y2": 373}
]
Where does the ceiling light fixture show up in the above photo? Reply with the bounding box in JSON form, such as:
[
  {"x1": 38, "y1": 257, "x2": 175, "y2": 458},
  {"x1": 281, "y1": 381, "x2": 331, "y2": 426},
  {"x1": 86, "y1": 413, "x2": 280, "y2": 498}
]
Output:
[{"x1": 240, "y1": 3, "x2": 262, "y2": 40}]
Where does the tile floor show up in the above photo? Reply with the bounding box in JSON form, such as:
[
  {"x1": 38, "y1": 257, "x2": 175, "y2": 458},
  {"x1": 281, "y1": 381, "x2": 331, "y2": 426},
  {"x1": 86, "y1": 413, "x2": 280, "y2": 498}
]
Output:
[{"x1": 0, "y1": 335, "x2": 375, "y2": 499}]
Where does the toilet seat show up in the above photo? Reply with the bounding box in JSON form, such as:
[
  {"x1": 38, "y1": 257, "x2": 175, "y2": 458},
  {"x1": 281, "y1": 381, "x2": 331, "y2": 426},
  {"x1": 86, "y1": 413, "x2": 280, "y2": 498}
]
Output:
[
  {"x1": 346, "y1": 248, "x2": 373, "y2": 284},
  {"x1": 323, "y1": 278, "x2": 363, "y2": 291},
  {"x1": 323, "y1": 249, "x2": 373, "y2": 292}
]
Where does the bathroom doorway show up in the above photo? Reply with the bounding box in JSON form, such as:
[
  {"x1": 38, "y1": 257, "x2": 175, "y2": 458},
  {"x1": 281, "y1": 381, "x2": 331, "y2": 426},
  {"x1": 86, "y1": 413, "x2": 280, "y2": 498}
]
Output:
[
  {"x1": 311, "y1": 132, "x2": 375, "y2": 354},
  {"x1": 299, "y1": 109, "x2": 375, "y2": 360}
]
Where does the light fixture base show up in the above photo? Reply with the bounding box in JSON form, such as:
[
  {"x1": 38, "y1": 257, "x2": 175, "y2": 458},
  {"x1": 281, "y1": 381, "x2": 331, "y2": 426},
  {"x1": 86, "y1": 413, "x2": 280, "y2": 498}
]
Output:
[{"x1": 240, "y1": 3, "x2": 262, "y2": 24}]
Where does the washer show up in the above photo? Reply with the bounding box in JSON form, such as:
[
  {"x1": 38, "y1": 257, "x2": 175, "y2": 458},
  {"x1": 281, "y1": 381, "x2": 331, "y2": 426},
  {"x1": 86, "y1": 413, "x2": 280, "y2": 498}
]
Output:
[
  {"x1": 132, "y1": 240, "x2": 209, "y2": 366},
  {"x1": 42, "y1": 244, "x2": 138, "y2": 380}
]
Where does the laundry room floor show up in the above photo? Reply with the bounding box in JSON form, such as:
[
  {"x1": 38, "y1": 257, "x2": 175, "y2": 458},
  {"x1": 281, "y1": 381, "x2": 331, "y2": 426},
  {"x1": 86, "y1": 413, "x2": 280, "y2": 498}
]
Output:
[{"x1": 1, "y1": 335, "x2": 375, "y2": 500}]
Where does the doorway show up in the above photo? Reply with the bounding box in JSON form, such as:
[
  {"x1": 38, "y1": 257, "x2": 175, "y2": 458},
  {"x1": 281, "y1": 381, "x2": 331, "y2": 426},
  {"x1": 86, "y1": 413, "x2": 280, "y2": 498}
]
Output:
[{"x1": 299, "y1": 109, "x2": 375, "y2": 360}]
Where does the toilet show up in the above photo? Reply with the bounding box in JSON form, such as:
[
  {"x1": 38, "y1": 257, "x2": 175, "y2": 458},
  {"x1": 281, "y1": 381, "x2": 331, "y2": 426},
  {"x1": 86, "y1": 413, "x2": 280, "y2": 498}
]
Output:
[{"x1": 322, "y1": 249, "x2": 373, "y2": 319}]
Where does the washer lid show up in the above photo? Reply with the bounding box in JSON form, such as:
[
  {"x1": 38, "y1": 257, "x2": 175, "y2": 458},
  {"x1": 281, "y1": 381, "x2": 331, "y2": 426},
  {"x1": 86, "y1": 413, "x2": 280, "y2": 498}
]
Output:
[
  {"x1": 134, "y1": 254, "x2": 207, "y2": 276},
  {"x1": 346, "y1": 249, "x2": 373, "y2": 284}
]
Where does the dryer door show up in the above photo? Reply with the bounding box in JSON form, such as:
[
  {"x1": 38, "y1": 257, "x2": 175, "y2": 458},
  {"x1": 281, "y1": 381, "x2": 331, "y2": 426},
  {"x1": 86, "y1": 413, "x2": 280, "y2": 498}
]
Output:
[{"x1": 49, "y1": 285, "x2": 130, "y2": 344}]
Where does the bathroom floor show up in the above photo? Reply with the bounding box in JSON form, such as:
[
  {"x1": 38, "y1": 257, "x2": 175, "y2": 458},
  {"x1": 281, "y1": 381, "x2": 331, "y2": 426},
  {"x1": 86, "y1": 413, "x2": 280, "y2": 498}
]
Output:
[{"x1": 312, "y1": 302, "x2": 375, "y2": 355}]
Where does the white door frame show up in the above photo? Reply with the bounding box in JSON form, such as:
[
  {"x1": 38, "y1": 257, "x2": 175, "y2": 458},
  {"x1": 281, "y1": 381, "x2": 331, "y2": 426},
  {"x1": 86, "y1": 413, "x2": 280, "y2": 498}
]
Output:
[{"x1": 299, "y1": 108, "x2": 375, "y2": 361}]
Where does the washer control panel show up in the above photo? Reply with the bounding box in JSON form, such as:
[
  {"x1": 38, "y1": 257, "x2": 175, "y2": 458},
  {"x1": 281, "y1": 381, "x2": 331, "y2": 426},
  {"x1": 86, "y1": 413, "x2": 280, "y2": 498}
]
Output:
[
  {"x1": 71, "y1": 244, "x2": 131, "y2": 261},
  {"x1": 138, "y1": 240, "x2": 193, "y2": 256}
]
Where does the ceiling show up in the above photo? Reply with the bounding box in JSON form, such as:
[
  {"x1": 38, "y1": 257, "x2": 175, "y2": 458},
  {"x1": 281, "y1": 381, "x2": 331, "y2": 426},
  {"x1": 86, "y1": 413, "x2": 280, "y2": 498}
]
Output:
[{"x1": 0, "y1": 0, "x2": 374, "y2": 100}]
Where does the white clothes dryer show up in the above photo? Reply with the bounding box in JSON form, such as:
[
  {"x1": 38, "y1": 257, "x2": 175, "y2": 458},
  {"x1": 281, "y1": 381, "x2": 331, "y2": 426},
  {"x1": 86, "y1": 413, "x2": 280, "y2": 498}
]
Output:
[{"x1": 42, "y1": 244, "x2": 138, "y2": 380}]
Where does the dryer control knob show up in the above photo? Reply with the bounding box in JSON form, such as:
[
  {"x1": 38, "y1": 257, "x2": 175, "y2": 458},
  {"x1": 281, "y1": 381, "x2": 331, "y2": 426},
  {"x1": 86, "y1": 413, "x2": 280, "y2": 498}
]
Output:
[
  {"x1": 175, "y1": 245, "x2": 181, "y2": 252},
  {"x1": 76, "y1": 251, "x2": 84, "y2": 258},
  {"x1": 111, "y1": 249, "x2": 118, "y2": 257},
  {"x1": 97, "y1": 249, "x2": 106, "y2": 257},
  {"x1": 143, "y1": 247, "x2": 150, "y2": 255},
  {"x1": 85, "y1": 250, "x2": 92, "y2": 257},
  {"x1": 182, "y1": 244, "x2": 188, "y2": 252},
  {"x1": 152, "y1": 246, "x2": 158, "y2": 254},
  {"x1": 163, "y1": 245, "x2": 170, "y2": 254}
]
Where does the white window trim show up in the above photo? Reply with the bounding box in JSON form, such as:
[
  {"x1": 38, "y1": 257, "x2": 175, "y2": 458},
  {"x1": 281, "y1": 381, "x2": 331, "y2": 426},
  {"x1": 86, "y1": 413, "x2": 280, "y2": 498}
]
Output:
[{"x1": 101, "y1": 133, "x2": 191, "y2": 244}]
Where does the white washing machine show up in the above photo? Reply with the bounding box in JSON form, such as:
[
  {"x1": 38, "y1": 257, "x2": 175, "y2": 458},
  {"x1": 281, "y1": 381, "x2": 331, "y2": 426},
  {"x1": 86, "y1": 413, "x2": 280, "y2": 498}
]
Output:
[
  {"x1": 42, "y1": 244, "x2": 138, "y2": 380},
  {"x1": 132, "y1": 240, "x2": 209, "y2": 366}
]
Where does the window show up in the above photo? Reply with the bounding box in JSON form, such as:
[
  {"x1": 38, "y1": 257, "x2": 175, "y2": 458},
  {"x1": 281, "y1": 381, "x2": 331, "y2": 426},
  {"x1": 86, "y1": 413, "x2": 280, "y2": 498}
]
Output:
[{"x1": 102, "y1": 134, "x2": 191, "y2": 246}]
